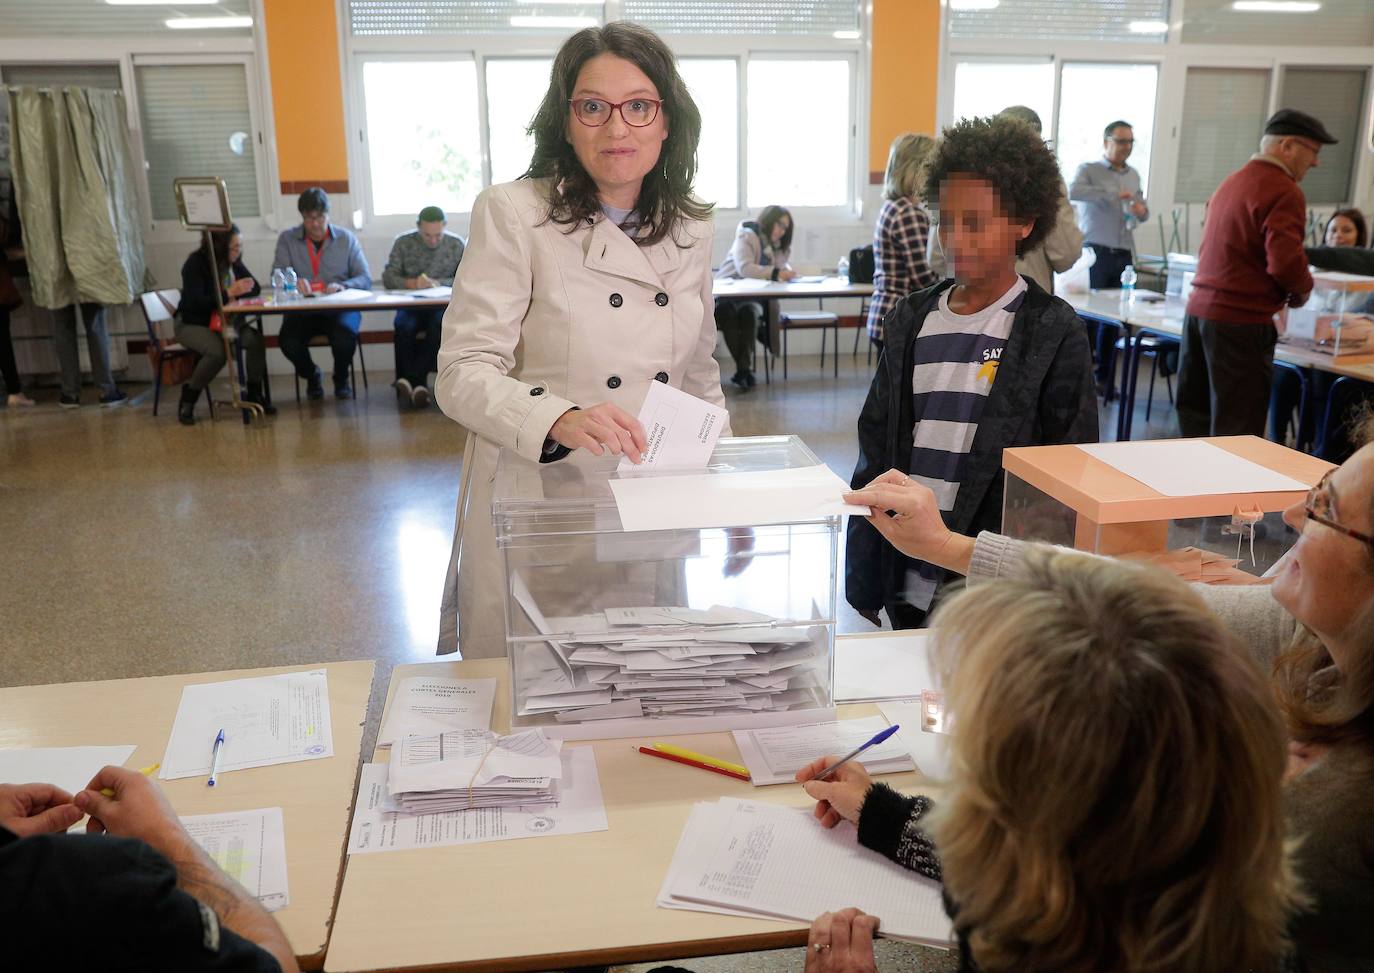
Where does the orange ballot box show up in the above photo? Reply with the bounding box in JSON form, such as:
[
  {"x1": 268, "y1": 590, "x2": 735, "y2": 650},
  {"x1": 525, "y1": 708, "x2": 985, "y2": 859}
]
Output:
[{"x1": 1001, "y1": 437, "x2": 1333, "y2": 579}]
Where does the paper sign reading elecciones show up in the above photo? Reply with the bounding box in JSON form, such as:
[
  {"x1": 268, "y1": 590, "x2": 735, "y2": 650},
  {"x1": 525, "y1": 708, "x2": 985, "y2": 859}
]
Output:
[{"x1": 618, "y1": 382, "x2": 726, "y2": 473}]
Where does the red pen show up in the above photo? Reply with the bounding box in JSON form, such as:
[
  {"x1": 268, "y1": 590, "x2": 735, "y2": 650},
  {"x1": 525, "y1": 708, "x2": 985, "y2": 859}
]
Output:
[{"x1": 636, "y1": 746, "x2": 751, "y2": 782}]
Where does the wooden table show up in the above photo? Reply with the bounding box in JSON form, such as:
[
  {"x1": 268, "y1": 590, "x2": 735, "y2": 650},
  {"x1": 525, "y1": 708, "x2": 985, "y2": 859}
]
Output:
[
  {"x1": 325, "y1": 656, "x2": 925, "y2": 973},
  {"x1": 223, "y1": 290, "x2": 451, "y2": 316},
  {"x1": 0, "y1": 661, "x2": 375, "y2": 971}
]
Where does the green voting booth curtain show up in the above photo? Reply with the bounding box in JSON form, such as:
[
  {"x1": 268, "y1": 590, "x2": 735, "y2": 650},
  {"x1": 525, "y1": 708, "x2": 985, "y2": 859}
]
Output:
[{"x1": 5, "y1": 85, "x2": 150, "y2": 310}]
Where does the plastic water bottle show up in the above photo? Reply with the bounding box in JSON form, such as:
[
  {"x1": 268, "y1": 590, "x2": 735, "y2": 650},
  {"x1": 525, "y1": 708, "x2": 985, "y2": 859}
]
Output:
[
  {"x1": 283, "y1": 266, "x2": 299, "y2": 303},
  {"x1": 1120, "y1": 264, "x2": 1137, "y2": 306},
  {"x1": 271, "y1": 267, "x2": 285, "y2": 305},
  {"x1": 837, "y1": 255, "x2": 850, "y2": 282}
]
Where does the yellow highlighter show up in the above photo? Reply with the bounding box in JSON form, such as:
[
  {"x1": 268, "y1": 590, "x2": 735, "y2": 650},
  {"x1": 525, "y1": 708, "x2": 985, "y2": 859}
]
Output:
[
  {"x1": 100, "y1": 763, "x2": 160, "y2": 797},
  {"x1": 651, "y1": 743, "x2": 749, "y2": 779}
]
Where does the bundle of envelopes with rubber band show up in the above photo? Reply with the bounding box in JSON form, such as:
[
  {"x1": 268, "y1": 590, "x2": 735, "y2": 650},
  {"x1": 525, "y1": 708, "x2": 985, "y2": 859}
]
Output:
[
  {"x1": 512, "y1": 593, "x2": 828, "y2": 722},
  {"x1": 386, "y1": 728, "x2": 563, "y2": 813}
]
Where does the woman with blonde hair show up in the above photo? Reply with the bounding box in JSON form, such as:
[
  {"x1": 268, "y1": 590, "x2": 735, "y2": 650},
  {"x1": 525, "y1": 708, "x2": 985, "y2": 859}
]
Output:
[
  {"x1": 865, "y1": 133, "x2": 939, "y2": 350},
  {"x1": 799, "y1": 547, "x2": 1298, "y2": 973}
]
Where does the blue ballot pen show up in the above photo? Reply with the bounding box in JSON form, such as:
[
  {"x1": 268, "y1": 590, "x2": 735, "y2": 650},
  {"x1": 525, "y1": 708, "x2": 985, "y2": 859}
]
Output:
[
  {"x1": 207, "y1": 728, "x2": 226, "y2": 787},
  {"x1": 812, "y1": 725, "x2": 901, "y2": 782}
]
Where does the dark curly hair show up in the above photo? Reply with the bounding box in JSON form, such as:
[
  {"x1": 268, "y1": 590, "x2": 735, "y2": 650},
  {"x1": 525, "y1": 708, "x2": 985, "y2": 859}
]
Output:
[
  {"x1": 523, "y1": 21, "x2": 712, "y2": 247},
  {"x1": 923, "y1": 116, "x2": 1061, "y2": 256}
]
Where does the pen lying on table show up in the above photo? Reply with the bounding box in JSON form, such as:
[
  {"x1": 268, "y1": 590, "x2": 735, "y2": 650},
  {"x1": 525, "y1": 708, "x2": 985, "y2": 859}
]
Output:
[{"x1": 636, "y1": 746, "x2": 750, "y2": 782}]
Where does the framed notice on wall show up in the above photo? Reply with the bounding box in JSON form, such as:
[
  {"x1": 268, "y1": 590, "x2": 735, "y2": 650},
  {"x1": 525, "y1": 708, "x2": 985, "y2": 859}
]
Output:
[{"x1": 174, "y1": 177, "x2": 232, "y2": 231}]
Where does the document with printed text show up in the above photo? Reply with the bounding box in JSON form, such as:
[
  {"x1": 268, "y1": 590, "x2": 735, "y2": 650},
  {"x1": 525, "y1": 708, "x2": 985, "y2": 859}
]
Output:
[
  {"x1": 617, "y1": 381, "x2": 727, "y2": 473},
  {"x1": 376, "y1": 677, "x2": 495, "y2": 746},
  {"x1": 180, "y1": 807, "x2": 290, "y2": 912}
]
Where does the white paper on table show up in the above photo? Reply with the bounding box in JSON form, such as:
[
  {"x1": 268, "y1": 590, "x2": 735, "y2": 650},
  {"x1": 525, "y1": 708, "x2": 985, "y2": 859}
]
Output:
[
  {"x1": 180, "y1": 807, "x2": 290, "y2": 912},
  {"x1": 662, "y1": 798, "x2": 953, "y2": 946},
  {"x1": 1076, "y1": 441, "x2": 1309, "y2": 497},
  {"x1": 877, "y1": 700, "x2": 951, "y2": 781},
  {"x1": 834, "y1": 632, "x2": 934, "y2": 702},
  {"x1": 409, "y1": 285, "x2": 452, "y2": 298},
  {"x1": 348, "y1": 747, "x2": 607, "y2": 853},
  {"x1": 733, "y1": 716, "x2": 913, "y2": 786},
  {"x1": 305, "y1": 287, "x2": 373, "y2": 303},
  {"x1": 160, "y1": 669, "x2": 334, "y2": 780},
  {"x1": 389, "y1": 729, "x2": 562, "y2": 794},
  {"x1": 0, "y1": 745, "x2": 137, "y2": 795},
  {"x1": 376, "y1": 677, "x2": 496, "y2": 747},
  {"x1": 617, "y1": 381, "x2": 727, "y2": 473},
  {"x1": 608, "y1": 464, "x2": 871, "y2": 532}
]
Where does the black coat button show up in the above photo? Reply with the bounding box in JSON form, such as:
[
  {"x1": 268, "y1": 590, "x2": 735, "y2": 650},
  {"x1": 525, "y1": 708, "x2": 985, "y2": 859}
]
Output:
[
  {"x1": 609, "y1": 293, "x2": 623, "y2": 308},
  {"x1": 654, "y1": 371, "x2": 669, "y2": 383},
  {"x1": 655, "y1": 292, "x2": 669, "y2": 307},
  {"x1": 606, "y1": 375, "x2": 621, "y2": 389},
  {"x1": 530, "y1": 387, "x2": 544, "y2": 396}
]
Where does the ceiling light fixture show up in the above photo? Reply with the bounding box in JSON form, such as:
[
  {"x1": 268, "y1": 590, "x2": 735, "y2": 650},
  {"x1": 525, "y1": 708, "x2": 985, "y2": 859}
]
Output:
[
  {"x1": 1231, "y1": 1, "x2": 1321, "y2": 11},
  {"x1": 109, "y1": 0, "x2": 217, "y2": 5},
  {"x1": 509, "y1": 15, "x2": 598, "y2": 28},
  {"x1": 165, "y1": 15, "x2": 254, "y2": 29},
  {"x1": 1128, "y1": 20, "x2": 1169, "y2": 33},
  {"x1": 949, "y1": 0, "x2": 1000, "y2": 10}
]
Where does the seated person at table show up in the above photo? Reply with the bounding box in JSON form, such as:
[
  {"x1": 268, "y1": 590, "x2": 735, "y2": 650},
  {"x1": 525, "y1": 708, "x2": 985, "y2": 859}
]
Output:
[
  {"x1": 176, "y1": 223, "x2": 273, "y2": 425},
  {"x1": 798, "y1": 548, "x2": 1298, "y2": 973},
  {"x1": 846, "y1": 115, "x2": 1097, "y2": 631},
  {"x1": 713, "y1": 205, "x2": 794, "y2": 390},
  {"x1": 272, "y1": 187, "x2": 372, "y2": 400},
  {"x1": 1325, "y1": 207, "x2": 1367, "y2": 249},
  {"x1": 1, "y1": 766, "x2": 297, "y2": 971},
  {"x1": 381, "y1": 205, "x2": 465, "y2": 409}
]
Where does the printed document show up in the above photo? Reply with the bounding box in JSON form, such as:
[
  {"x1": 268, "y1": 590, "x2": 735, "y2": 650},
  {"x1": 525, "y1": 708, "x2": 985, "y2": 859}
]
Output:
[
  {"x1": 733, "y1": 716, "x2": 912, "y2": 786},
  {"x1": 347, "y1": 746, "x2": 607, "y2": 853},
  {"x1": 617, "y1": 381, "x2": 726, "y2": 473},
  {"x1": 1076, "y1": 440, "x2": 1308, "y2": 497},
  {"x1": 661, "y1": 797, "x2": 953, "y2": 946},
  {"x1": 609, "y1": 463, "x2": 870, "y2": 531},
  {"x1": 0, "y1": 745, "x2": 137, "y2": 795},
  {"x1": 376, "y1": 677, "x2": 496, "y2": 746},
  {"x1": 160, "y1": 669, "x2": 334, "y2": 780},
  {"x1": 180, "y1": 807, "x2": 290, "y2": 912}
]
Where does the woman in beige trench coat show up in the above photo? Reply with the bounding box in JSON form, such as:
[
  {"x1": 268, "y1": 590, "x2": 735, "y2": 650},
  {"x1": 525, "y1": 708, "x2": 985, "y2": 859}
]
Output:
[{"x1": 434, "y1": 22, "x2": 731, "y2": 657}]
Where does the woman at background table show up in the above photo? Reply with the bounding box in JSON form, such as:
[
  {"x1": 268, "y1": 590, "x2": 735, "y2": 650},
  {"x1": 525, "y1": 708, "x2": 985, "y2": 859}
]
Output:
[
  {"x1": 434, "y1": 22, "x2": 728, "y2": 658},
  {"x1": 832, "y1": 434, "x2": 1374, "y2": 971},
  {"x1": 866, "y1": 134, "x2": 938, "y2": 353},
  {"x1": 714, "y1": 205, "x2": 795, "y2": 389},
  {"x1": 1325, "y1": 208, "x2": 1367, "y2": 249},
  {"x1": 798, "y1": 547, "x2": 1297, "y2": 973},
  {"x1": 176, "y1": 224, "x2": 270, "y2": 426}
]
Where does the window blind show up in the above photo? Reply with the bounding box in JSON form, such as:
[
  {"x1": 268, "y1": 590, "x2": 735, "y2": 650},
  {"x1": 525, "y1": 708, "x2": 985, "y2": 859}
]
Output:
[
  {"x1": 135, "y1": 63, "x2": 259, "y2": 221},
  {"x1": 349, "y1": 1, "x2": 604, "y2": 35},
  {"x1": 949, "y1": 0, "x2": 1170, "y2": 43},
  {"x1": 1182, "y1": 0, "x2": 1374, "y2": 47},
  {"x1": 621, "y1": 0, "x2": 859, "y2": 36},
  {"x1": 1175, "y1": 67, "x2": 1270, "y2": 204},
  {"x1": 1278, "y1": 67, "x2": 1366, "y2": 205}
]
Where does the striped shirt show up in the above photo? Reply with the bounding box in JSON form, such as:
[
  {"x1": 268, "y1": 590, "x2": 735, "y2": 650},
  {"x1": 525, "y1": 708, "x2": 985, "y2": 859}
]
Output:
[
  {"x1": 903, "y1": 276, "x2": 1027, "y2": 609},
  {"x1": 868, "y1": 196, "x2": 938, "y2": 341}
]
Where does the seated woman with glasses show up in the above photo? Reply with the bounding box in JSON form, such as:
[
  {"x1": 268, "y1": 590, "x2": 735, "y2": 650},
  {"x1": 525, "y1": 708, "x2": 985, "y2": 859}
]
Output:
[
  {"x1": 797, "y1": 547, "x2": 1298, "y2": 973},
  {"x1": 713, "y1": 205, "x2": 795, "y2": 390},
  {"x1": 433, "y1": 22, "x2": 730, "y2": 659},
  {"x1": 836, "y1": 422, "x2": 1374, "y2": 972}
]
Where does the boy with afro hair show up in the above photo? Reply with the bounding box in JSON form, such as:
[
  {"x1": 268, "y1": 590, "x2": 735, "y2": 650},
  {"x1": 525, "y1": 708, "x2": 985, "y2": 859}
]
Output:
[{"x1": 847, "y1": 115, "x2": 1098, "y2": 629}]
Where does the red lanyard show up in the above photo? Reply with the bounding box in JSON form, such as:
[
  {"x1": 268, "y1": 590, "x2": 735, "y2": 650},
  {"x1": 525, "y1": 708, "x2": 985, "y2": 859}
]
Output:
[{"x1": 307, "y1": 235, "x2": 327, "y2": 282}]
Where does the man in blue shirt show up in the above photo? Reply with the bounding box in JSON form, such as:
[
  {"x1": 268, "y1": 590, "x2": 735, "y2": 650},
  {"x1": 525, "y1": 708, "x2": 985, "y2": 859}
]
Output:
[
  {"x1": 272, "y1": 188, "x2": 372, "y2": 399},
  {"x1": 1070, "y1": 121, "x2": 1149, "y2": 394}
]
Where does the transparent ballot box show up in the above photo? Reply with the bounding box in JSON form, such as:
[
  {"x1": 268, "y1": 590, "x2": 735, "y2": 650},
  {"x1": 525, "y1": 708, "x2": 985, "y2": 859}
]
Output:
[
  {"x1": 493, "y1": 435, "x2": 839, "y2": 740},
  {"x1": 1001, "y1": 437, "x2": 1330, "y2": 580},
  {"x1": 1284, "y1": 271, "x2": 1374, "y2": 357}
]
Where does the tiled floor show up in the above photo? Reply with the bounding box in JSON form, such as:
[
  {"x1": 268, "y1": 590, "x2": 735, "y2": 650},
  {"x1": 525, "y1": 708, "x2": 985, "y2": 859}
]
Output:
[{"x1": 1, "y1": 349, "x2": 1162, "y2": 973}]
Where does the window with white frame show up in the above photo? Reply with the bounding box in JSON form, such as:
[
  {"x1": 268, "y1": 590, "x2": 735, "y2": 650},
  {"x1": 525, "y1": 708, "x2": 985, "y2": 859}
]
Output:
[
  {"x1": 679, "y1": 58, "x2": 738, "y2": 210},
  {"x1": 1278, "y1": 66, "x2": 1367, "y2": 205},
  {"x1": 1055, "y1": 63, "x2": 1158, "y2": 196},
  {"x1": 360, "y1": 59, "x2": 483, "y2": 218},
  {"x1": 746, "y1": 57, "x2": 852, "y2": 208},
  {"x1": 135, "y1": 62, "x2": 261, "y2": 221},
  {"x1": 951, "y1": 59, "x2": 1054, "y2": 130},
  {"x1": 485, "y1": 58, "x2": 553, "y2": 186},
  {"x1": 1175, "y1": 67, "x2": 1271, "y2": 204}
]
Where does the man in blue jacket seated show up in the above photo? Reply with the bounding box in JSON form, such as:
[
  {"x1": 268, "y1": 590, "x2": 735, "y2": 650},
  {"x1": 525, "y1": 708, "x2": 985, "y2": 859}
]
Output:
[
  {"x1": 0, "y1": 767, "x2": 296, "y2": 971},
  {"x1": 273, "y1": 187, "x2": 372, "y2": 400}
]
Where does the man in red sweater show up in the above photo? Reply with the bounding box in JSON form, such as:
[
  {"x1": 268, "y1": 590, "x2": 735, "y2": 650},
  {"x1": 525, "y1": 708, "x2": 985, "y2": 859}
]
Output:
[{"x1": 1178, "y1": 109, "x2": 1336, "y2": 437}]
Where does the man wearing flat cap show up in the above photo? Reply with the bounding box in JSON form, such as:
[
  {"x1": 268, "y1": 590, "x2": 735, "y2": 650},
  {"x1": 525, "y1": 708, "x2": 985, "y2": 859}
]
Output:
[{"x1": 1178, "y1": 108, "x2": 1336, "y2": 437}]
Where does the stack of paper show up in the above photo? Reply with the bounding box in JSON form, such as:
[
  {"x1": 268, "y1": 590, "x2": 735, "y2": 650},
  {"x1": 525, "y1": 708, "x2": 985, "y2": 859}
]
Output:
[
  {"x1": 732, "y1": 716, "x2": 914, "y2": 786},
  {"x1": 512, "y1": 596, "x2": 827, "y2": 721},
  {"x1": 1124, "y1": 546, "x2": 1266, "y2": 586},
  {"x1": 659, "y1": 797, "x2": 953, "y2": 947},
  {"x1": 387, "y1": 728, "x2": 564, "y2": 813},
  {"x1": 376, "y1": 677, "x2": 496, "y2": 747}
]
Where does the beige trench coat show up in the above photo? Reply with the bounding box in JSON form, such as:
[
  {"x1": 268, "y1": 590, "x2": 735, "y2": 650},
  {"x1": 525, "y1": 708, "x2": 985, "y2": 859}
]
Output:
[{"x1": 434, "y1": 178, "x2": 730, "y2": 657}]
